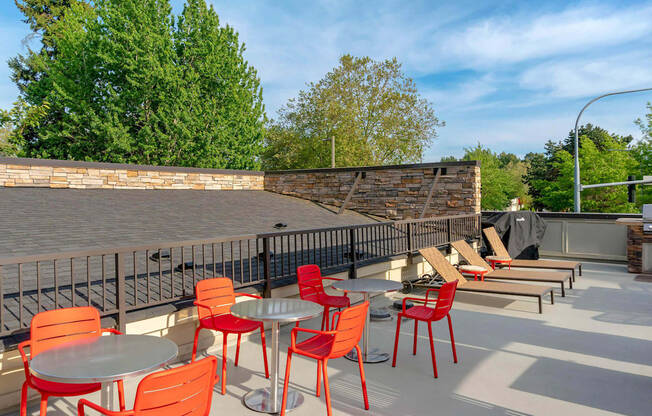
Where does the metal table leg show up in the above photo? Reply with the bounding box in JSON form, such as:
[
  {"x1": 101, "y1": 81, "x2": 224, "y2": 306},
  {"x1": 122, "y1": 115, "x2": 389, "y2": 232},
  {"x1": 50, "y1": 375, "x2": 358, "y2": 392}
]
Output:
[
  {"x1": 243, "y1": 321, "x2": 304, "y2": 413},
  {"x1": 345, "y1": 293, "x2": 390, "y2": 363},
  {"x1": 100, "y1": 381, "x2": 114, "y2": 410}
]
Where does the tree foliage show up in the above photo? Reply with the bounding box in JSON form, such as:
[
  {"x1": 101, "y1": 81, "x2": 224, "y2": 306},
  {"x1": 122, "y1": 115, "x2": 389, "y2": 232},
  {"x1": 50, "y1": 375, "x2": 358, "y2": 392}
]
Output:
[
  {"x1": 8, "y1": 0, "x2": 265, "y2": 169},
  {"x1": 443, "y1": 144, "x2": 529, "y2": 211},
  {"x1": 262, "y1": 55, "x2": 442, "y2": 169},
  {"x1": 524, "y1": 124, "x2": 643, "y2": 212}
]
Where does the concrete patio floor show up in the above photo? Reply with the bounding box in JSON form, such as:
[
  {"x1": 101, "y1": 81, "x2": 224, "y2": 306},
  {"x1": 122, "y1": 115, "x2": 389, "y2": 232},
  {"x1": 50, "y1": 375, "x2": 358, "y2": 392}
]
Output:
[{"x1": 15, "y1": 261, "x2": 652, "y2": 416}]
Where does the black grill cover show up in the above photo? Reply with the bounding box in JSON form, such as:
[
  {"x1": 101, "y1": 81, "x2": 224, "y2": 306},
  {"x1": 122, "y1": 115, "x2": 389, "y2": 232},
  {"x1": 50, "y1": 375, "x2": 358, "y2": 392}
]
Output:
[{"x1": 482, "y1": 211, "x2": 547, "y2": 260}]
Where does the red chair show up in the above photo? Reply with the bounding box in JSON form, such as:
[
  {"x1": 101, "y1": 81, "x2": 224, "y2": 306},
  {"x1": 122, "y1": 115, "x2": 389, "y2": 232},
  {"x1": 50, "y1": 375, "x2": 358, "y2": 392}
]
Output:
[
  {"x1": 78, "y1": 356, "x2": 217, "y2": 416},
  {"x1": 392, "y1": 280, "x2": 459, "y2": 378},
  {"x1": 19, "y1": 306, "x2": 126, "y2": 416},
  {"x1": 297, "y1": 264, "x2": 350, "y2": 331},
  {"x1": 281, "y1": 301, "x2": 370, "y2": 416},
  {"x1": 191, "y1": 277, "x2": 269, "y2": 395}
]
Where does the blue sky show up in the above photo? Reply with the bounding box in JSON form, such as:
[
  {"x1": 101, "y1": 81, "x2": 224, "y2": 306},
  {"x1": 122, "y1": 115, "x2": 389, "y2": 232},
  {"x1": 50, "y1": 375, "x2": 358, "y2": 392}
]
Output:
[{"x1": 2, "y1": 0, "x2": 651, "y2": 161}]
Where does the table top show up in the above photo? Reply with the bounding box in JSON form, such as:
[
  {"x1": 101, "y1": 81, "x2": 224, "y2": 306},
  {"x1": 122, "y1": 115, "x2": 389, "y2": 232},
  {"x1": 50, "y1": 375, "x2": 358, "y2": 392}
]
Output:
[
  {"x1": 459, "y1": 265, "x2": 488, "y2": 272},
  {"x1": 331, "y1": 278, "x2": 403, "y2": 294},
  {"x1": 230, "y1": 298, "x2": 323, "y2": 323},
  {"x1": 30, "y1": 334, "x2": 178, "y2": 384},
  {"x1": 486, "y1": 256, "x2": 511, "y2": 262}
]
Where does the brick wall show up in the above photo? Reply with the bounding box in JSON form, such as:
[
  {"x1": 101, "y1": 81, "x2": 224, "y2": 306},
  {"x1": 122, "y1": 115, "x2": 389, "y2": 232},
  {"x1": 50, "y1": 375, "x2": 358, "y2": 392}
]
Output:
[
  {"x1": 265, "y1": 162, "x2": 481, "y2": 219},
  {"x1": 626, "y1": 223, "x2": 651, "y2": 273},
  {"x1": 0, "y1": 158, "x2": 264, "y2": 190}
]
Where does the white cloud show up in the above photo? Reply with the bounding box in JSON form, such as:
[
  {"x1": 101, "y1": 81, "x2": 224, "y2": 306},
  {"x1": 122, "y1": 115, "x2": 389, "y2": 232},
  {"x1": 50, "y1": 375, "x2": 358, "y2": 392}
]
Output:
[
  {"x1": 519, "y1": 52, "x2": 652, "y2": 98},
  {"x1": 438, "y1": 4, "x2": 652, "y2": 69},
  {"x1": 422, "y1": 75, "x2": 498, "y2": 111}
]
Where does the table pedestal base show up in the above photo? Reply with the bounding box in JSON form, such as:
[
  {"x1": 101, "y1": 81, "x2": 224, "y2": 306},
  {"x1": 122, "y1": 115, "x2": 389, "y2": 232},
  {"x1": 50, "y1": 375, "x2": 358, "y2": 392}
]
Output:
[
  {"x1": 243, "y1": 387, "x2": 304, "y2": 413},
  {"x1": 100, "y1": 381, "x2": 114, "y2": 410},
  {"x1": 345, "y1": 347, "x2": 390, "y2": 363}
]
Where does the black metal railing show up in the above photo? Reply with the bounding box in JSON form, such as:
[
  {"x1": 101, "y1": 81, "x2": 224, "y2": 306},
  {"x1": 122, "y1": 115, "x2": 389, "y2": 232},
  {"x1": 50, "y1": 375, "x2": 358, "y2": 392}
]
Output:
[{"x1": 0, "y1": 213, "x2": 480, "y2": 337}]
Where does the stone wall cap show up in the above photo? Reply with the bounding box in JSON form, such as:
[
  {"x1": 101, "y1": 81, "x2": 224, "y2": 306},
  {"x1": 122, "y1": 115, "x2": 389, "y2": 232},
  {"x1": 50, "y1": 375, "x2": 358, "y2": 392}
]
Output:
[
  {"x1": 266, "y1": 160, "x2": 480, "y2": 175},
  {"x1": 0, "y1": 157, "x2": 264, "y2": 176}
]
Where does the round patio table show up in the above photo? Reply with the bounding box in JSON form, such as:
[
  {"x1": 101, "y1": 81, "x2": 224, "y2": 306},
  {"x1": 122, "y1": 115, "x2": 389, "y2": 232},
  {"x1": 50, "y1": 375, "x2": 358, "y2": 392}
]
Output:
[
  {"x1": 231, "y1": 298, "x2": 322, "y2": 414},
  {"x1": 29, "y1": 334, "x2": 178, "y2": 411},
  {"x1": 486, "y1": 255, "x2": 512, "y2": 270},
  {"x1": 331, "y1": 278, "x2": 403, "y2": 363}
]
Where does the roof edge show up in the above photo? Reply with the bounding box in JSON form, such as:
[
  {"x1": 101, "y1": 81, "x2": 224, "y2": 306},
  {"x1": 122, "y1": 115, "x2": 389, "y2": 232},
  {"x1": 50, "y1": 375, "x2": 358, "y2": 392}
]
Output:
[
  {"x1": 265, "y1": 161, "x2": 480, "y2": 174},
  {"x1": 0, "y1": 157, "x2": 264, "y2": 176}
]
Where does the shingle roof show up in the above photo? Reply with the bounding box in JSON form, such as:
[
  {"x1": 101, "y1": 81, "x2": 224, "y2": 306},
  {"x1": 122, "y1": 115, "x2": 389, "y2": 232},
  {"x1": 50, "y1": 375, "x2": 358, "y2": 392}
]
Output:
[{"x1": 0, "y1": 188, "x2": 378, "y2": 257}]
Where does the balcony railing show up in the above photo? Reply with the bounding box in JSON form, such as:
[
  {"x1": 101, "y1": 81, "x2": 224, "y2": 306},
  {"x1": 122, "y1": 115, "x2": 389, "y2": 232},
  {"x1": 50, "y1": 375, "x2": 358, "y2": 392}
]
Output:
[{"x1": 0, "y1": 213, "x2": 480, "y2": 337}]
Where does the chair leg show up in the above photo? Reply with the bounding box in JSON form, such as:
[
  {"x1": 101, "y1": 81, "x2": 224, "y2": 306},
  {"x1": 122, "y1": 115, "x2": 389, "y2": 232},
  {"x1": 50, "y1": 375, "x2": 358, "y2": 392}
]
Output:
[
  {"x1": 117, "y1": 379, "x2": 126, "y2": 411},
  {"x1": 413, "y1": 320, "x2": 419, "y2": 355},
  {"x1": 447, "y1": 314, "x2": 458, "y2": 364},
  {"x1": 235, "y1": 334, "x2": 242, "y2": 367},
  {"x1": 191, "y1": 326, "x2": 202, "y2": 361},
  {"x1": 392, "y1": 314, "x2": 402, "y2": 367},
  {"x1": 355, "y1": 345, "x2": 370, "y2": 410},
  {"x1": 427, "y1": 322, "x2": 438, "y2": 378},
  {"x1": 260, "y1": 325, "x2": 270, "y2": 378},
  {"x1": 20, "y1": 382, "x2": 28, "y2": 416},
  {"x1": 322, "y1": 359, "x2": 332, "y2": 416},
  {"x1": 221, "y1": 333, "x2": 228, "y2": 395},
  {"x1": 39, "y1": 395, "x2": 48, "y2": 416},
  {"x1": 322, "y1": 307, "x2": 330, "y2": 331},
  {"x1": 316, "y1": 360, "x2": 322, "y2": 397},
  {"x1": 280, "y1": 351, "x2": 293, "y2": 416}
]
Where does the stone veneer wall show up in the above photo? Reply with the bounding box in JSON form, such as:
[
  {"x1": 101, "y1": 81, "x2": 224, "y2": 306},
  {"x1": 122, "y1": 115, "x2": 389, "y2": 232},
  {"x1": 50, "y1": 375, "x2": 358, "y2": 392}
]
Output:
[
  {"x1": 265, "y1": 162, "x2": 481, "y2": 219},
  {"x1": 0, "y1": 157, "x2": 264, "y2": 190},
  {"x1": 626, "y1": 223, "x2": 651, "y2": 273}
]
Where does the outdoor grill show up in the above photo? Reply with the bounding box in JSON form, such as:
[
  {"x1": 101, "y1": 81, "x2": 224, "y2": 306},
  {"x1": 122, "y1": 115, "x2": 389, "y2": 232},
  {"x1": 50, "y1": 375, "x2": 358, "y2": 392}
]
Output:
[{"x1": 644, "y1": 204, "x2": 652, "y2": 234}]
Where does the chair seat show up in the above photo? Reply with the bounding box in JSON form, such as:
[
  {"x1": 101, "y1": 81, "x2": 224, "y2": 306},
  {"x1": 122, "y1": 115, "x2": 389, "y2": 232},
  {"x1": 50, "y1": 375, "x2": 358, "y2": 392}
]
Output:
[
  {"x1": 402, "y1": 305, "x2": 446, "y2": 322},
  {"x1": 31, "y1": 376, "x2": 100, "y2": 395},
  {"x1": 199, "y1": 314, "x2": 261, "y2": 333},
  {"x1": 317, "y1": 294, "x2": 350, "y2": 308},
  {"x1": 294, "y1": 333, "x2": 335, "y2": 359}
]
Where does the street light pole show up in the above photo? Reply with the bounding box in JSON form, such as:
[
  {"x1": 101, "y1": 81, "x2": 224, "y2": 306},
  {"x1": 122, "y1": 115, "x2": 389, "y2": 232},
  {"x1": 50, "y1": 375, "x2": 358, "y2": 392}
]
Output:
[{"x1": 573, "y1": 87, "x2": 652, "y2": 212}]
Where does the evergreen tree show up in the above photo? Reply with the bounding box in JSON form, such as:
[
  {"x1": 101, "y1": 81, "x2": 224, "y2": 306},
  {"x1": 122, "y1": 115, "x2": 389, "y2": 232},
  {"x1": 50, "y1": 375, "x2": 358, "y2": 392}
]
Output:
[{"x1": 8, "y1": 0, "x2": 265, "y2": 169}]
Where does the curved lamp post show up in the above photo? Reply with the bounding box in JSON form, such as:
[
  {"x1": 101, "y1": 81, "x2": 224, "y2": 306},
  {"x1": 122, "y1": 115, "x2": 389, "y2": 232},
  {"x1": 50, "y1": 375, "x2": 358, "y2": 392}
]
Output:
[{"x1": 573, "y1": 87, "x2": 652, "y2": 212}]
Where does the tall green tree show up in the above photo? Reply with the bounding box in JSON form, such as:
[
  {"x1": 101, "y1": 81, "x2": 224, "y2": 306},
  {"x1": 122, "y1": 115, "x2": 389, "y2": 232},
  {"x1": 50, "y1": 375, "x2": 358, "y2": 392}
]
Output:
[
  {"x1": 9, "y1": 0, "x2": 265, "y2": 169},
  {"x1": 262, "y1": 55, "x2": 442, "y2": 169},
  {"x1": 443, "y1": 144, "x2": 528, "y2": 211},
  {"x1": 539, "y1": 136, "x2": 638, "y2": 212}
]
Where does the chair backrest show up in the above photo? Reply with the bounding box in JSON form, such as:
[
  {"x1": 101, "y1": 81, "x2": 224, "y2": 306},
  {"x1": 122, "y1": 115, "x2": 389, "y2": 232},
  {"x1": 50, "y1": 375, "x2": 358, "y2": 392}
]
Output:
[
  {"x1": 433, "y1": 280, "x2": 458, "y2": 317},
  {"x1": 133, "y1": 356, "x2": 217, "y2": 416},
  {"x1": 30, "y1": 306, "x2": 102, "y2": 357},
  {"x1": 296, "y1": 264, "x2": 326, "y2": 302},
  {"x1": 418, "y1": 247, "x2": 468, "y2": 287},
  {"x1": 329, "y1": 301, "x2": 369, "y2": 358},
  {"x1": 451, "y1": 240, "x2": 492, "y2": 270},
  {"x1": 195, "y1": 278, "x2": 235, "y2": 321},
  {"x1": 483, "y1": 227, "x2": 511, "y2": 258}
]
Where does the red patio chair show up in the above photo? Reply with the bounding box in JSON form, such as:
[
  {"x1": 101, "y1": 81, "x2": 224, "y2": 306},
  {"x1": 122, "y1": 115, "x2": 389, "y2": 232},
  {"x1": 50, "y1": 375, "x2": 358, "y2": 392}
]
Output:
[
  {"x1": 281, "y1": 301, "x2": 370, "y2": 416},
  {"x1": 19, "y1": 306, "x2": 126, "y2": 416},
  {"x1": 191, "y1": 277, "x2": 269, "y2": 395},
  {"x1": 392, "y1": 280, "x2": 459, "y2": 378},
  {"x1": 297, "y1": 264, "x2": 350, "y2": 331},
  {"x1": 78, "y1": 356, "x2": 217, "y2": 416}
]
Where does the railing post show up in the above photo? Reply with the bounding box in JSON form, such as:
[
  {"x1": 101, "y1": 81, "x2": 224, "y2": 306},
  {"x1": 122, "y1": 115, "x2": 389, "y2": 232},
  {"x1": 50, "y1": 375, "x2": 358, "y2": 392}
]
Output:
[
  {"x1": 349, "y1": 228, "x2": 358, "y2": 279},
  {"x1": 447, "y1": 218, "x2": 453, "y2": 243},
  {"x1": 115, "y1": 252, "x2": 127, "y2": 333},
  {"x1": 262, "y1": 237, "x2": 272, "y2": 298},
  {"x1": 406, "y1": 222, "x2": 413, "y2": 253}
]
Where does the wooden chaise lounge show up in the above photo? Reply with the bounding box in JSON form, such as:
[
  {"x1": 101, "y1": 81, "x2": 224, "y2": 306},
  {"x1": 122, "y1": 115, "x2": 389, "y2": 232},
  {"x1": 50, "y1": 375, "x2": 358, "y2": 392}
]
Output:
[
  {"x1": 419, "y1": 247, "x2": 554, "y2": 314},
  {"x1": 451, "y1": 240, "x2": 572, "y2": 297},
  {"x1": 483, "y1": 227, "x2": 582, "y2": 281}
]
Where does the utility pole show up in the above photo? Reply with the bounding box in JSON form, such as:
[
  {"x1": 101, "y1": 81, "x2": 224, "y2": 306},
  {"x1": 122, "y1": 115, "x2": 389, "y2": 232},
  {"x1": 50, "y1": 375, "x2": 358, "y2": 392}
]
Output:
[
  {"x1": 323, "y1": 137, "x2": 335, "y2": 168},
  {"x1": 573, "y1": 87, "x2": 652, "y2": 212}
]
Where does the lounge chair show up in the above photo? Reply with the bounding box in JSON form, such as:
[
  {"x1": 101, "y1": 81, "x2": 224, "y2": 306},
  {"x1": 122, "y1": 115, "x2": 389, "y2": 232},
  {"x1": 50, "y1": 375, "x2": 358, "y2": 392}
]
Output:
[
  {"x1": 483, "y1": 227, "x2": 582, "y2": 281},
  {"x1": 451, "y1": 240, "x2": 571, "y2": 297},
  {"x1": 418, "y1": 247, "x2": 554, "y2": 314}
]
